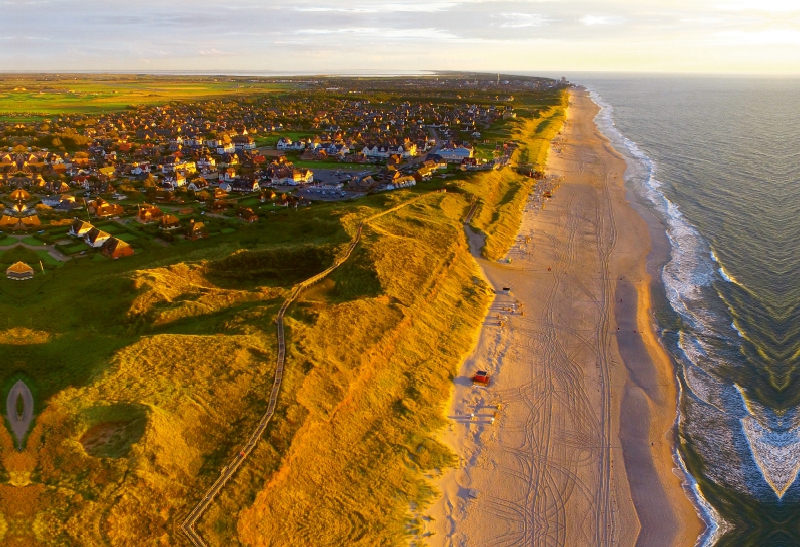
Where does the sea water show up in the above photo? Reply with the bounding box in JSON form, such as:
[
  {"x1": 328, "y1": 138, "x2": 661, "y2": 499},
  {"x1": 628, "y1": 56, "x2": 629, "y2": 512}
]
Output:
[{"x1": 579, "y1": 76, "x2": 800, "y2": 546}]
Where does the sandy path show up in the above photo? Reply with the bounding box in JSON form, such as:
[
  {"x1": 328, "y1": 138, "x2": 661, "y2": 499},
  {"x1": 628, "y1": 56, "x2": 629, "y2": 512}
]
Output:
[{"x1": 425, "y1": 89, "x2": 702, "y2": 547}]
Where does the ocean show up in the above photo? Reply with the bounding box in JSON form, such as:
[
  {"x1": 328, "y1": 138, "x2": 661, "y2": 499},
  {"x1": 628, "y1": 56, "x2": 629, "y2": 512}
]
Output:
[{"x1": 581, "y1": 76, "x2": 800, "y2": 547}]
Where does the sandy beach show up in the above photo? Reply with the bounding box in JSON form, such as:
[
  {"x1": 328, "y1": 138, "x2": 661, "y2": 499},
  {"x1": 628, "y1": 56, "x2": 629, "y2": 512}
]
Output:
[{"x1": 425, "y1": 89, "x2": 703, "y2": 547}]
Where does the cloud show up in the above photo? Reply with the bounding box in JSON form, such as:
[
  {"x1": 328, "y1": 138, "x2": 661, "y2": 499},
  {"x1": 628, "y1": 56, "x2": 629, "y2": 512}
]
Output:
[
  {"x1": 296, "y1": 3, "x2": 457, "y2": 13},
  {"x1": 500, "y1": 13, "x2": 552, "y2": 28},
  {"x1": 198, "y1": 48, "x2": 234, "y2": 56},
  {"x1": 580, "y1": 15, "x2": 623, "y2": 26},
  {"x1": 715, "y1": 29, "x2": 800, "y2": 44},
  {"x1": 715, "y1": 0, "x2": 800, "y2": 12},
  {"x1": 296, "y1": 27, "x2": 455, "y2": 40}
]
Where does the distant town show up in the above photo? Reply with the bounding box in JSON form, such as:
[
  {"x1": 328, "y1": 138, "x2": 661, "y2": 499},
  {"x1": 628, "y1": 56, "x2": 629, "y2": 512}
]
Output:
[{"x1": 0, "y1": 74, "x2": 565, "y2": 273}]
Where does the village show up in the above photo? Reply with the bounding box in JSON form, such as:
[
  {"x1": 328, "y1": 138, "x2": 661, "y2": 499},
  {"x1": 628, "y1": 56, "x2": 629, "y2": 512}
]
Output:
[{"x1": 0, "y1": 75, "x2": 555, "y2": 277}]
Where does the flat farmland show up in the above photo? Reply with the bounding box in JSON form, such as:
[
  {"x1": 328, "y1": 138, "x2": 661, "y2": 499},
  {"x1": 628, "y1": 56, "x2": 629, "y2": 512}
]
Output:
[{"x1": 0, "y1": 78, "x2": 293, "y2": 118}]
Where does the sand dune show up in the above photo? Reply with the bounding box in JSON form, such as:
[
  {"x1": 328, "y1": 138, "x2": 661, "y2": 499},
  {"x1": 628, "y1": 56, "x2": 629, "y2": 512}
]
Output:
[{"x1": 425, "y1": 89, "x2": 703, "y2": 547}]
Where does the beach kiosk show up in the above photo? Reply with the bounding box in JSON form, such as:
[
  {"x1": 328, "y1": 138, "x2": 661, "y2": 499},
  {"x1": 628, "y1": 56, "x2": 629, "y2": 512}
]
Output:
[{"x1": 6, "y1": 262, "x2": 34, "y2": 281}]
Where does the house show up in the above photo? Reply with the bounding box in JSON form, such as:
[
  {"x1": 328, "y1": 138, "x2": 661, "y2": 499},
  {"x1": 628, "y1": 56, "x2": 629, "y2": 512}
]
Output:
[
  {"x1": 385, "y1": 176, "x2": 416, "y2": 191},
  {"x1": 269, "y1": 167, "x2": 313, "y2": 186},
  {"x1": 231, "y1": 179, "x2": 260, "y2": 193},
  {"x1": 186, "y1": 220, "x2": 209, "y2": 241},
  {"x1": 187, "y1": 179, "x2": 209, "y2": 192},
  {"x1": 6, "y1": 261, "x2": 34, "y2": 280},
  {"x1": 89, "y1": 199, "x2": 124, "y2": 218},
  {"x1": 160, "y1": 214, "x2": 181, "y2": 230},
  {"x1": 69, "y1": 219, "x2": 94, "y2": 237},
  {"x1": 216, "y1": 138, "x2": 235, "y2": 154},
  {"x1": 413, "y1": 167, "x2": 433, "y2": 182},
  {"x1": 221, "y1": 168, "x2": 237, "y2": 182},
  {"x1": 41, "y1": 196, "x2": 65, "y2": 207},
  {"x1": 196, "y1": 156, "x2": 216, "y2": 170},
  {"x1": 211, "y1": 200, "x2": 230, "y2": 213},
  {"x1": 85, "y1": 227, "x2": 112, "y2": 248},
  {"x1": 362, "y1": 144, "x2": 390, "y2": 159},
  {"x1": 232, "y1": 135, "x2": 256, "y2": 150},
  {"x1": 388, "y1": 143, "x2": 417, "y2": 158},
  {"x1": 102, "y1": 237, "x2": 134, "y2": 259},
  {"x1": 276, "y1": 137, "x2": 295, "y2": 150},
  {"x1": 20, "y1": 215, "x2": 41, "y2": 230},
  {"x1": 137, "y1": 204, "x2": 163, "y2": 223},
  {"x1": 238, "y1": 207, "x2": 259, "y2": 223},
  {"x1": 163, "y1": 172, "x2": 187, "y2": 189},
  {"x1": 175, "y1": 160, "x2": 197, "y2": 174},
  {"x1": 387, "y1": 154, "x2": 403, "y2": 167},
  {"x1": 349, "y1": 175, "x2": 378, "y2": 190},
  {"x1": 326, "y1": 143, "x2": 350, "y2": 157},
  {"x1": 421, "y1": 158, "x2": 447, "y2": 172},
  {"x1": 439, "y1": 142, "x2": 474, "y2": 162},
  {"x1": 129, "y1": 161, "x2": 150, "y2": 175},
  {"x1": 0, "y1": 216, "x2": 18, "y2": 230}
]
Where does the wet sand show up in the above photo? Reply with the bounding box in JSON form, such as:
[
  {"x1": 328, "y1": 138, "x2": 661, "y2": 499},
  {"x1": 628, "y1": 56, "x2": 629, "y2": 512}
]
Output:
[{"x1": 425, "y1": 89, "x2": 703, "y2": 547}]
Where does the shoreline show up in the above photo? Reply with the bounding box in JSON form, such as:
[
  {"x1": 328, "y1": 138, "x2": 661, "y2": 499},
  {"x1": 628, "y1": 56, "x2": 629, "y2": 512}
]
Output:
[{"x1": 425, "y1": 88, "x2": 702, "y2": 546}]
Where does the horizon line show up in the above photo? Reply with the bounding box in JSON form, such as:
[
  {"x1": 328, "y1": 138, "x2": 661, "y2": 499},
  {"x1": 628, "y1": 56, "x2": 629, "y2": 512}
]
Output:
[{"x1": 0, "y1": 69, "x2": 798, "y2": 78}]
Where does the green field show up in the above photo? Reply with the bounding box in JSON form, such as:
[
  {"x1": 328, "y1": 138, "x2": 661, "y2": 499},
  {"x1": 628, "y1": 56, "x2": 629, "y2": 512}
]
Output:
[
  {"x1": 35, "y1": 250, "x2": 61, "y2": 267},
  {"x1": 21, "y1": 237, "x2": 48, "y2": 247},
  {"x1": 0, "y1": 77, "x2": 292, "y2": 119},
  {"x1": 113, "y1": 232, "x2": 138, "y2": 243},
  {"x1": 62, "y1": 241, "x2": 90, "y2": 254}
]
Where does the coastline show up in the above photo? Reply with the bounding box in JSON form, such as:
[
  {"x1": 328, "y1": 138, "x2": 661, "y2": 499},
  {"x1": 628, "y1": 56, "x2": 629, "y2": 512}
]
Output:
[{"x1": 424, "y1": 88, "x2": 703, "y2": 546}]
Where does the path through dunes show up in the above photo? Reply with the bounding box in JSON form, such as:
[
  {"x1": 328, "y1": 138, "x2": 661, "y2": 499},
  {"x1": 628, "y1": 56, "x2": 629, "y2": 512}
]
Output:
[{"x1": 428, "y1": 89, "x2": 697, "y2": 547}]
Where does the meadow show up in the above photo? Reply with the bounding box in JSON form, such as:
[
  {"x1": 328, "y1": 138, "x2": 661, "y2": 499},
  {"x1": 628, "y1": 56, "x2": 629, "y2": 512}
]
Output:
[
  {"x1": 0, "y1": 77, "x2": 290, "y2": 119},
  {"x1": 0, "y1": 87, "x2": 565, "y2": 546}
]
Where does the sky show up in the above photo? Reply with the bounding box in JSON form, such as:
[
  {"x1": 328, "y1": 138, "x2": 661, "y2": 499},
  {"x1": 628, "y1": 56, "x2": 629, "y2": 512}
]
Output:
[{"x1": 3, "y1": 0, "x2": 800, "y2": 74}]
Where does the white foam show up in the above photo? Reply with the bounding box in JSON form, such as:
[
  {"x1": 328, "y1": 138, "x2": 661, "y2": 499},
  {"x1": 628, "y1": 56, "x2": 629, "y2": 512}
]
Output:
[{"x1": 674, "y1": 446, "x2": 732, "y2": 547}]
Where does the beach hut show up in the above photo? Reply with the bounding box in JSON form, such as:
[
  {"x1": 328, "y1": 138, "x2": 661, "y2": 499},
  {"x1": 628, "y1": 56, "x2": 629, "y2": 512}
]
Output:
[
  {"x1": 471, "y1": 371, "x2": 491, "y2": 386},
  {"x1": 6, "y1": 262, "x2": 34, "y2": 280}
]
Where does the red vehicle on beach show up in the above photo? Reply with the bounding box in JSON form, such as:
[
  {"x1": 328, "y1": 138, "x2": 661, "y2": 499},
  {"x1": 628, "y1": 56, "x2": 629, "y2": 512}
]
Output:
[{"x1": 471, "y1": 371, "x2": 490, "y2": 386}]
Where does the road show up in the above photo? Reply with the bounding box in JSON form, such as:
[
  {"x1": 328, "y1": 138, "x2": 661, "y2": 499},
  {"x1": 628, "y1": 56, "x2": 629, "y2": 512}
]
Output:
[
  {"x1": 0, "y1": 234, "x2": 71, "y2": 262},
  {"x1": 6, "y1": 380, "x2": 34, "y2": 450}
]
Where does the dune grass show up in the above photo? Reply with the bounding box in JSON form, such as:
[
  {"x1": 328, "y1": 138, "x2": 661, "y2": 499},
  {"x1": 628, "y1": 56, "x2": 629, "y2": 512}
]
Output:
[
  {"x1": 465, "y1": 97, "x2": 567, "y2": 260},
  {"x1": 231, "y1": 190, "x2": 494, "y2": 547}
]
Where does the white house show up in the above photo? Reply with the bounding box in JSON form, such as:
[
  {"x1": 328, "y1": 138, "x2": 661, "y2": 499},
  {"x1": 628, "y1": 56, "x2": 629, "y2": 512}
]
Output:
[
  {"x1": 232, "y1": 135, "x2": 256, "y2": 150},
  {"x1": 188, "y1": 179, "x2": 209, "y2": 192},
  {"x1": 362, "y1": 144, "x2": 390, "y2": 159},
  {"x1": 277, "y1": 137, "x2": 306, "y2": 151},
  {"x1": 84, "y1": 227, "x2": 111, "y2": 248},
  {"x1": 163, "y1": 172, "x2": 187, "y2": 189},
  {"x1": 326, "y1": 143, "x2": 351, "y2": 157},
  {"x1": 439, "y1": 142, "x2": 474, "y2": 163}
]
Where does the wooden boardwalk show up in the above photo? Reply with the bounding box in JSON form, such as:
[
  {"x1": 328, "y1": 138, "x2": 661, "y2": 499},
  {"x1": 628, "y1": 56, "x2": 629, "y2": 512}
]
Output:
[{"x1": 181, "y1": 193, "x2": 431, "y2": 545}]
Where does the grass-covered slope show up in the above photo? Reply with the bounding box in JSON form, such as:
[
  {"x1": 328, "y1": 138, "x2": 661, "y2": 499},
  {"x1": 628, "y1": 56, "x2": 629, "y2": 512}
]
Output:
[
  {"x1": 466, "y1": 95, "x2": 567, "y2": 260},
  {"x1": 233, "y1": 191, "x2": 493, "y2": 547}
]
